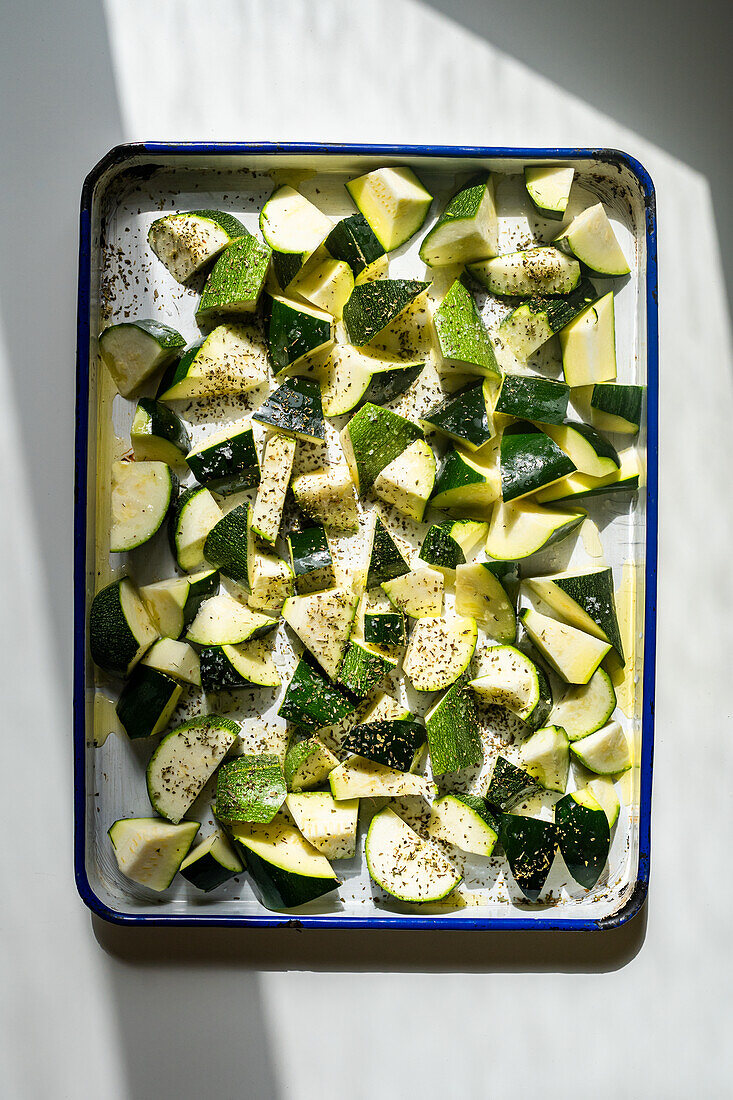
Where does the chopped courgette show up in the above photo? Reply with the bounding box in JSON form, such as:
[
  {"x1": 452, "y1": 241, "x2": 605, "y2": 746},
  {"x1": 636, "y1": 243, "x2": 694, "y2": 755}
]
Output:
[
  {"x1": 214, "y1": 754, "x2": 286, "y2": 824},
  {"x1": 346, "y1": 167, "x2": 432, "y2": 251}
]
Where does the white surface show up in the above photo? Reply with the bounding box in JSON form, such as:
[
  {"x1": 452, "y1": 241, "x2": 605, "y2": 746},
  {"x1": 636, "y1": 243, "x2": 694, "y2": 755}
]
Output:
[{"x1": 1, "y1": 1, "x2": 731, "y2": 1098}]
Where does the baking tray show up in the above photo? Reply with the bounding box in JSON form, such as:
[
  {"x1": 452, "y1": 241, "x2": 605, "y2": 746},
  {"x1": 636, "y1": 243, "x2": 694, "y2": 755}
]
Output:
[{"x1": 75, "y1": 143, "x2": 657, "y2": 930}]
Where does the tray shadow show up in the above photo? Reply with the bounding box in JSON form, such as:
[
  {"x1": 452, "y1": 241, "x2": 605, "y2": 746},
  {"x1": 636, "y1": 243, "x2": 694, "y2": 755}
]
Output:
[{"x1": 93, "y1": 901, "x2": 646, "y2": 974}]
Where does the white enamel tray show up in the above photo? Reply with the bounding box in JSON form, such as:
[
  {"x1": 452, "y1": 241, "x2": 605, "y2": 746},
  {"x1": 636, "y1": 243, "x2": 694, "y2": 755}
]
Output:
[{"x1": 75, "y1": 143, "x2": 657, "y2": 929}]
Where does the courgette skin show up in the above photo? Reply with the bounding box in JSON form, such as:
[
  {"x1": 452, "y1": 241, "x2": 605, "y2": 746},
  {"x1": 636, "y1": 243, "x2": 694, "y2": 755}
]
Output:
[
  {"x1": 132, "y1": 398, "x2": 191, "y2": 463},
  {"x1": 156, "y1": 339, "x2": 204, "y2": 398},
  {"x1": 500, "y1": 422, "x2": 576, "y2": 502},
  {"x1": 419, "y1": 175, "x2": 497, "y2": 267},
  {"x1": 252, "y1": 376, "x2": 325, "y2": 441},
  {"x1": 199, "y1": 647, "x2": 250, "y2": 693},
  {"x1": 366, "y1": 516, "x2": 410, "y2": 589},
  {"x1": 423, "y1": 382, "x2": 493, "y2": 451},
  {"x1": 544, "y1": 420, "x2": 620, "y2": 477},
  {"x1": 203, "y1": 505, "x2": 250, "y2": 583},
  {"x1": 288, "y1": 526, "x2": 335, "y2": 594},
  {"x1": 452, "y1": 792, "x2": 500, "y2": 835},
  {"x1": 535, "y1": 278, "x2": 597, "y2": 328},
  {"x1": 528, "y1": 567, "x2": 624, "y2": 660},
  {"x1": 499, "y1": 280, "x2": 597, "y2": 357},
  {"x1": 187, "y1": 210, "x2": 249, "y2": 238},
  {"x1": 487, "y1": 560, "x2": 519, "y2": 591},
  {"x1": 100, "y1": 318, "x2": 186, "y2": 355},
  {"x1": 555, "y1": 793, "x2": 611, "y2": 889},
  {"x1": 283, "y1": 737, "x2": 339, "y2": 791},
  {"x1": 433, "y1": 279, "x2": 501, "y2": 377},
  {"x1": 278, "y1": 658, "x2": 355, "y2": 731},
  {"x1": 494, "y1": 375, "x2": 570, "y2": 426},
  {"x1": 362, "y1": 363, "x2": 424, "y2": 407},
  {"x1": 342, "y1": 720, "x2": 425, "y2": 771},
  {"x1": 187, "y1": 427, "x2": 260, "y2": 493},
  {"x1": 539, "y1": 470, "x2": 639, "y2": 504},
  {"x1": 180, "y1": 857, "x2": 236, "y2": 893},
  {"x1": 115, "y1": 665, "x2": 181, "y2": 740},
  {"x1": 425, "y1": 681, "x2": 483, "y2": 776},
  {"x1": 341, "y1": 403, "x2": 424, "y2": 495},
  {"x1": 342, "y1": 279, "x2": 429, "y2": 346},
  {"x1": 486, "y1": 756, "x2": 538, "y2": 811},
  {"x1": 266, "y1": 297, "x2": 333, "y2": 373},
  {"x1": 363, "y1": 612, "x2": 406, "y2": 647},
  {"x1": 196, "y1": 233, "x2": 271, "y2": 319},
  {"x1": 214, "y1": 755, "x2": 286, "y2": 824},
  {"x1": 515, "y1": 641, "x2": 556, "y2": 730},
  {"x1": 589, "y1": 383, "x2": 643, "y2": 432},
  {"x1": 419, "y1": 524, "x2": 465, "y2": 570},
  {"x1": 499, "y1": 815, "x2": 557, "y2": 902},
  {"x1": 432, "y1": 449, "x2": 483, "y2": 497},
  {"x1": 337, "y1": 642, "x2": 395, "y2": 700},
  {"x1": 89, "y1": 578, "x2": 155, "y2": 676},
  {"x1": 272, "y1": 251, "x2": 304, "y2": 290},
  {"x1": 429, "y1": 445, "x2": 499, "y2": 515},
  {"x1": 179, "y1": 832, "x2": 242, "y2": 892},
  {"x1": 239, "y1": 845, "x2": 339, "y2": 910},
  {"x1": 325, "y1": 213, "x2": 385, "y2": 275}
]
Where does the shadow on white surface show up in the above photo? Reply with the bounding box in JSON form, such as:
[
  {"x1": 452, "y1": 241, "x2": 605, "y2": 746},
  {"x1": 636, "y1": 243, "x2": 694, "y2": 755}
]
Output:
[
  {"x1": 92, "y1": 905, "x2": 647, "y2": 973},
  {"x1": 420, "y1": 0, "x2": 733, "y2": 309},
  {"x1": 92, "y1": 926, "x2": 281, "y2": 1099},
  {"x1": 0, "y1": 0, "x2": 124, "y2": 692}
]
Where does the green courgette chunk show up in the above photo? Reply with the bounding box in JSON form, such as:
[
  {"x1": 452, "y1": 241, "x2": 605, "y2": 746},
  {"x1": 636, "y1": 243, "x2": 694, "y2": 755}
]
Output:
[
  {"x1": 420, "y1": 175, "x2": 498, "y2": 267},
  {"x1": 214, "y1": 755, "x2": 286, "y2": 824},
  {"x1": 196, "y1": 233, "x2": 271, "y2": 320},
  {"x1": 366, "y1": 808, "x2": 461, "y2": 904},
  {"x1": 108, "y1": 818, "x2": 199, "y2": 892},
  {"x1": 555, "y1": 790, "x2": 611, "y2": 889},
  {"x1": 252, "y1": 376, "x2": 325, "y2": 441},
  {"x1": 346, "y1": 167, "x2": 433, "y2": 251},
  {"x1": 500, "y1": 814, "x2": 557, "y2": 902},
  {"x1": 231, "y1": 815, "x2": 339, "y2": 910},
  {"x1": 179, "y1": 830, "x2": 243, "y2": 892},
  {"x1": 148, "y1": 209, "x2": 247, "y2": 282},
  {"x1": 146, "y1": 716, "x2": 240, "y2": 823},
  {"x1": 342, "y1": 720, "x2": 426, "y2": 772},
  {"x1": 424, "y1": 680, "x2": 483, "y2": 776},
  {"x1": 100, "y1": 320, "x2": 186, "y2": 397}
]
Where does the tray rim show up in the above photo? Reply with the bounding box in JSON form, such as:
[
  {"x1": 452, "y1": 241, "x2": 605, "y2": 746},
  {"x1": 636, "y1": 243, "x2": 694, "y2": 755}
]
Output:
[{"x1": 74, "y1": 141, "x2": 657, "y2": 931}]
